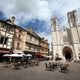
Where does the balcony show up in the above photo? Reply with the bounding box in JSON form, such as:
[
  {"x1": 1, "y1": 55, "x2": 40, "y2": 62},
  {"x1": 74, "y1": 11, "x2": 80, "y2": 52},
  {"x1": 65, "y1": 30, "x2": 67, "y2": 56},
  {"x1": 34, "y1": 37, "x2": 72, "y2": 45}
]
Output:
[
  {"x1": 25, "y1": 47, "x2": 37, "y2": 53},
  {"x1": 39, "y1": 43, "x2": 48, "y2": 48},
  {"x1": 26, "y1": 39, "x2": 39, "y2": 45}
]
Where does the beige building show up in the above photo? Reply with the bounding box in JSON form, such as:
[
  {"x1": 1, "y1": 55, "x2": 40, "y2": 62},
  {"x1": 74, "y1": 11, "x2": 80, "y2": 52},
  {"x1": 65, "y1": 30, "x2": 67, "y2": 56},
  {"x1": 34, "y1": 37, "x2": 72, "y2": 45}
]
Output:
[
  {"x1": 39, "y1": 38, "x2": 49, "y2": 55},
  {"x1": 51, "y1": 10, "x2": 80, "y2": 60},
  {"x1": 12, "y1": 26, "x2": 27, "y2": 54},
  {"x1": 11, "y1": 20, "x2": 49, "y2": 58},
  {"x1": 24, "y1": 29, "x2": 40, "y2": 54},
  {"x1": 24, "y1": 28, "x2": 49, "y2": 58}
]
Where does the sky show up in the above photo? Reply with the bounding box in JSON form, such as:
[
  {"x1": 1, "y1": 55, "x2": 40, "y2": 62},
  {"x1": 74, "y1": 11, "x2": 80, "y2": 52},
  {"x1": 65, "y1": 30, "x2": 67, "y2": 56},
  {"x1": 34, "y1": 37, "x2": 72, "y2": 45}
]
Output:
[{"x1": 0, "y1": 0, "x2": 80, "y2": 50}]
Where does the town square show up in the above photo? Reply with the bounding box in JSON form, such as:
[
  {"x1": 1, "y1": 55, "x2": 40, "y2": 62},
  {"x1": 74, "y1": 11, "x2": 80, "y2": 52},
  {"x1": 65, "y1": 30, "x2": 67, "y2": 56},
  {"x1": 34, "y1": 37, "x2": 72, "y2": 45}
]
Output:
[
  {"x1": 0, "y1": 0, "x2": 80, "y2": 80},
  {"x1": 0, "y1": 61, "x2": 80, "y2": 80}
]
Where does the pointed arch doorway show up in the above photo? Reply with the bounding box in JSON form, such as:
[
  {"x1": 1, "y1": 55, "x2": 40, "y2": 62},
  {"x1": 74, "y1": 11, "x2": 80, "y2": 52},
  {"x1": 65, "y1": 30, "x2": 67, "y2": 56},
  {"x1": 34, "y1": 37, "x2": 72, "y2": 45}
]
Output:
[{"x1": 63, "y1": 46, "x2": 73, "y2": 60}]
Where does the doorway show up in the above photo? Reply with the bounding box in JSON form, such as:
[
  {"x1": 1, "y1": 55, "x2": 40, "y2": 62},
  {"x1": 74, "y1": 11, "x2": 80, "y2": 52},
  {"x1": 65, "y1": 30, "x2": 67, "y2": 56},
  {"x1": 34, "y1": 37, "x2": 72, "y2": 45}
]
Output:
[{"x1": 63, "y1": 46, "x2": 73, "y2": 60}]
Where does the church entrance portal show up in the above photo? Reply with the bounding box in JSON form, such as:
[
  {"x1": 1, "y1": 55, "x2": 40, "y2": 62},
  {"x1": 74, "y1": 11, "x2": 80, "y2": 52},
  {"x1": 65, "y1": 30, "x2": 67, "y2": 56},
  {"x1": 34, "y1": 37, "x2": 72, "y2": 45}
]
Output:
[{"x1": 63, "y1": 46, "x2": 73, "y2": 60}]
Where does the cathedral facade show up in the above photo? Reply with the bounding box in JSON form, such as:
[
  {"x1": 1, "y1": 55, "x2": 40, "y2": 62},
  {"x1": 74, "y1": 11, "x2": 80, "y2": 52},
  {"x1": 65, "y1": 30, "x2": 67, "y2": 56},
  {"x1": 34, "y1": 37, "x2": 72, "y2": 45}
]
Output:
[{"x1": 51, "y1": 10, "x2": 80, "y2": 60}]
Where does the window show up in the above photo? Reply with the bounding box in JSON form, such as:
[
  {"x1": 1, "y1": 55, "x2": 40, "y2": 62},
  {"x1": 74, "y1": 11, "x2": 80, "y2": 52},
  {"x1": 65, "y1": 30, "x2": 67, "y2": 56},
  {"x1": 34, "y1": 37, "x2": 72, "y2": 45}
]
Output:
[
  {"x1": 29, "y1": 45, "x2": 31, "y2": 50},
  {"x1": 7, "y1": 27, "x2": 10, "y2": 32},
  {"x1": 45, "y1": 49, "x2": 48, "y2": 52},
  {"x1": 16, "y1": 43, "x2": 20, "y2": 50},
  {"x1": 3, "y1": 24, "x2": 11, "y2": 32},
  {"x1": 3, "y1": 25, "x2": 7, "y2": 31},
  {"x1": 19, "y1": 30, "x2": 21, "y2": 32},
  {"x1": 0, "y1": 36, "x2": 8, "y2": 44},
  {"x1": 0, "y1": 36, "x2": 3, "y2": 44},
  {"x1": 79, "y1": 57, "x2": 80, "y2": 60},
  {"x1": 4, "y1": 37, "x2": 8, "y2": 44},
  {"x1": 30, "y1": 36, "x2": 32, "y2": 41},
  {"x1": 56, "y1": 53, "x2": 59, "y2": 58},
  {"x1": 35, "y1": 38, "x2": 37, "y2": 42},
  {"x1": 18, "y1": 35, "x2": 21, "y2": 39}
]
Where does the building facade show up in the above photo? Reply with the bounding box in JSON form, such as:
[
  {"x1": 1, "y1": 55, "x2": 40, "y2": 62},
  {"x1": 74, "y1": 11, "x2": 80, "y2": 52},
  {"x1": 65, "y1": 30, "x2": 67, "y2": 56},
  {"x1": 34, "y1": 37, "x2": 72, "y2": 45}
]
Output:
[
  {"x1": 51, "y1": 10, "x2": 80, "y2": 60},
  {"x1": 24, "y1": 29, "x2": 49, "y2": 58},
  {"x1": 0, "y1": 17, "x2": 49, "y2": 61},
  {"x1": 0, "y1": 20, "x2": 15, "y2": 61},
  {"x1": 39, "y1": 38, "x2": 49, "y2": 55},
  {"x1": 12, "y1": 26, "x2": 27, "y2": 54}
]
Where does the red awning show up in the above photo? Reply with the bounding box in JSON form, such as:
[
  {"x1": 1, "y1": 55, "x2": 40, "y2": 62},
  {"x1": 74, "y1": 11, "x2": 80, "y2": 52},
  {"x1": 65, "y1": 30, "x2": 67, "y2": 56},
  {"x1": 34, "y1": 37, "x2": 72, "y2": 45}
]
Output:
[
  {"x1": 0, "y1": 50, "x2": 10, "y2": 54},
  {"x1": 37, "y1": 54, "x2": 43, "y2": 56}
]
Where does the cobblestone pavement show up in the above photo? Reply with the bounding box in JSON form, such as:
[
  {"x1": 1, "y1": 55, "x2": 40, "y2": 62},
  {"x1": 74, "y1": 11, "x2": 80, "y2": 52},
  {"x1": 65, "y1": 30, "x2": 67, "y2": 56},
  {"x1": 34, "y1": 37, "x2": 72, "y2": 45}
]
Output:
[{"x1": 0, "y1": 61, "x2": 80, "y2": 80}]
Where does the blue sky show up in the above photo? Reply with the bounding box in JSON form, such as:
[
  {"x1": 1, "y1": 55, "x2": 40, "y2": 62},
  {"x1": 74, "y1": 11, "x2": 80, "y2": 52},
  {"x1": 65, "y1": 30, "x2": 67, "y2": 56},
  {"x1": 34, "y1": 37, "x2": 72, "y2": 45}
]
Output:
[{"x1": 0, "y1": 0, "x2": 80, "y2": 49}]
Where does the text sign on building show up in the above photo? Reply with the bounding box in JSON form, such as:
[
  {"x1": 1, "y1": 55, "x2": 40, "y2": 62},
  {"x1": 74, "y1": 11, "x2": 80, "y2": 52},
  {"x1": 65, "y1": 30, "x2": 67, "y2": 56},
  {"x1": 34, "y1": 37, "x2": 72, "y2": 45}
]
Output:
[{"x1": 0, "y1": 50, "x2": 10, "y2": 53}]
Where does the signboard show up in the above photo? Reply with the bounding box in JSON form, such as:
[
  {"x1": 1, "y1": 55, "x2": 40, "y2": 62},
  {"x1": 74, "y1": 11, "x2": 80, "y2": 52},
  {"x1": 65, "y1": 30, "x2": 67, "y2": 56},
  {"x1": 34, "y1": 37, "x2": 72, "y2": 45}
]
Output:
[{"x1": 0, "y1": 50, "x2": 10, "y2": 53}]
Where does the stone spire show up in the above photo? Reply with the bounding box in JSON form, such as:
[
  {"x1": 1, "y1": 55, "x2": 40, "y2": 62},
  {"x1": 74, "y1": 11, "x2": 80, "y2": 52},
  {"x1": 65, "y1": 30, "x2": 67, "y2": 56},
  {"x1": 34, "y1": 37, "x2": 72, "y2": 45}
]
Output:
[
  {"x1": 67, "y1": 10, "x2": 78, "y2": 28},
  {"x1": 51, "y1": 17, "x2": 59, "y2": 32}
]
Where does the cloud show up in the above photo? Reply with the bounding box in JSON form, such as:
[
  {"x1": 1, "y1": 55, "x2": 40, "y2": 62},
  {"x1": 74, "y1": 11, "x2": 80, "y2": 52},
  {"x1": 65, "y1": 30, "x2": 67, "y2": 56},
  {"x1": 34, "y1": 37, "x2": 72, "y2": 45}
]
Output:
[
  {"x1": 0, "y1": 0, "x2": 51, "y2": 23},
  {"x1": 0, "y1": 0, "x2": 80, "y2": 26},
  {"x1": 46, "y1": 0, "x2": 80, "y2": 26},
  {"x1": 0, "y1": 0, "x2": 80, "y2": 45}
]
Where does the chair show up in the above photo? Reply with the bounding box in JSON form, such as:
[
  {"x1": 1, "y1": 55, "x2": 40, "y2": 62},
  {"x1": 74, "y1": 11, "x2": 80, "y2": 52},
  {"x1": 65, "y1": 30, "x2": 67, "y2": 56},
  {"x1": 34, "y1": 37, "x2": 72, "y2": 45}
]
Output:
[
  {"x1": 60, "y1": 64, "x2": 69, "y2": 73},
  {"x1": 45, "y1": 63, "x2": 50, "y2": 69},
  {"x1": 12, "y1": 63, "x2": 20, "y2": 70},
  {"x1": 45, "y1": 62, "x2": 55, "y2": 71}
]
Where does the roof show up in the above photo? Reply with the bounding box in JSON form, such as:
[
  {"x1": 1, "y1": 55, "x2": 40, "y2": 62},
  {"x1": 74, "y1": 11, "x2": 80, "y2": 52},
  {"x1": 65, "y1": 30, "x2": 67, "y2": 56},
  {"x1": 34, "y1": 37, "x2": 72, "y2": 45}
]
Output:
[
  {"x1": 0, "y1": 19, "x2": 26, "y2": 31},
  {"x1": 26, "y1": 29, "x2": 41, "y2": 39},
  {"x1": 0, "y1": 20, "x2": 16, "y2": 28}
]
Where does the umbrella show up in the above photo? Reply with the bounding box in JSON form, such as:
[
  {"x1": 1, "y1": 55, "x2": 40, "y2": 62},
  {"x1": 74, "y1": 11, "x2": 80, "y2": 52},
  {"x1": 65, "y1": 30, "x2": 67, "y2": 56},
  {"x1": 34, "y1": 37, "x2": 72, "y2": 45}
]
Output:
[
  {"x1": 3, "y1": 54, "x2": 11, "y2": 57},
  {"x1": 26, "y1": 54, "x2": 32, "y2": 57},
  {"x1": 9, "y1": 53, "x2": 23, "y2": 57}
]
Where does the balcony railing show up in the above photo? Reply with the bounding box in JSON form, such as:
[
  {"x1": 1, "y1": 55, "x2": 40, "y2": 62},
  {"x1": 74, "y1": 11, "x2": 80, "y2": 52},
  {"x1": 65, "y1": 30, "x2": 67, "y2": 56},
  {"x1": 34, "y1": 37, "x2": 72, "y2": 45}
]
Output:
[
  {"x1": 25, "y1": 48, "x2": 37, "y2": 52},
  {"x1": 26, "y1": 39, "x2": 39, "y2": 45},
  {"x1": 39, "y1": 44, "x2": 48, "y2": 48},
  {"x1": 25, "y1": 47, "x2": 48, "y2": 53}
]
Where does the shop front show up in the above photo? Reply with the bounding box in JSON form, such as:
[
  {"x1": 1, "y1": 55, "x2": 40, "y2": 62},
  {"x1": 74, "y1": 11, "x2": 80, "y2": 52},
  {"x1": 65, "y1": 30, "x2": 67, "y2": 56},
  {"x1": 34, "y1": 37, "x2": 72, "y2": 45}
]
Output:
[
  {"x1": 0, "y1": 49, "x2": 11, "y2": 62},
  {"x1": 24, "y1": 51, "x2": 36, "y2": 59}
]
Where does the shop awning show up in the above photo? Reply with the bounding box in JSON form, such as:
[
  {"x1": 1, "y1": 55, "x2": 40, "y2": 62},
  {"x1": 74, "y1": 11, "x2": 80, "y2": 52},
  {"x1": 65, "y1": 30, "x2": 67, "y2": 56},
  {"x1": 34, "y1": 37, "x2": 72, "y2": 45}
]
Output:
[
  {"x1": 37, "y1": 54, "x2": 43, "y2": 56},
  {"x1": 0, "y1": 50, "x2": 10, "y2": 53},
  {"x1": 13, "y1": 51, "x2": 24, "y2": 54},
  {"x1": 3, "y1": 54, "x2": 11, "y2": 57}
]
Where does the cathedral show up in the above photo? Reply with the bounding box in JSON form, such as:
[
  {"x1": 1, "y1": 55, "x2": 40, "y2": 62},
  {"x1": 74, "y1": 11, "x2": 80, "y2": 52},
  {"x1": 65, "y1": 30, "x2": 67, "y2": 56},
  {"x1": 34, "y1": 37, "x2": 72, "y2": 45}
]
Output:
[{"x1": 51, "y1": 10, "x2": 80, "y2": 61}]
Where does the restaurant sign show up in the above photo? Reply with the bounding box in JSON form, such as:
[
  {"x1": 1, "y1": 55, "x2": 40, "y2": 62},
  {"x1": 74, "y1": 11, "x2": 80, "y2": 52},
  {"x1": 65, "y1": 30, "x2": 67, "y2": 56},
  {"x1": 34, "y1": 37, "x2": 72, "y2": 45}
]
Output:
[{"x1": 0, "y1": 50, "x2": 10, "y2": 53}]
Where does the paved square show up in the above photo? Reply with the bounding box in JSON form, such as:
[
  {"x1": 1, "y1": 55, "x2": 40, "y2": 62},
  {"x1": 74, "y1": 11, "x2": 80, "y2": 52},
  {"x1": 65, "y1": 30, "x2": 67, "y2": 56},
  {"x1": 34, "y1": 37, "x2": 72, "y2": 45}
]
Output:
[{"x1": 0, "y1": 61, "x2": 80, "y2": 80}]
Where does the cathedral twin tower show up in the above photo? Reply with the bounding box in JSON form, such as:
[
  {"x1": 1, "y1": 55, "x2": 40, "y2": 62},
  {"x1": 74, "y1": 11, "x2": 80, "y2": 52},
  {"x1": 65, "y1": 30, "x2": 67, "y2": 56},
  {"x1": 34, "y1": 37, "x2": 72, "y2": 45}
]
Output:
[{"x1": 51, "y1": 10, "x2": 80, "y2": 61}]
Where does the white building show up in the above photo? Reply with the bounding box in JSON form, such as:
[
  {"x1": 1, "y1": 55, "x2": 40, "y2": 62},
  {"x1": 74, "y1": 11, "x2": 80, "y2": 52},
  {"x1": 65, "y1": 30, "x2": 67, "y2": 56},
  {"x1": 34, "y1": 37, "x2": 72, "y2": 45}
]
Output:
[{"x1": 51, "y1": 10, "x2": 80, "y2": 60}]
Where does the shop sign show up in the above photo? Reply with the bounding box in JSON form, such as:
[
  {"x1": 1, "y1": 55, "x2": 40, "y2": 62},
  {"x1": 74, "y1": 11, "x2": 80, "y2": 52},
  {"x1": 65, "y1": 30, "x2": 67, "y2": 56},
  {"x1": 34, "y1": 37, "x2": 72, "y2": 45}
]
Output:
[{"x1": 0, "y1": 50, "x2": 10, "y2": 53}]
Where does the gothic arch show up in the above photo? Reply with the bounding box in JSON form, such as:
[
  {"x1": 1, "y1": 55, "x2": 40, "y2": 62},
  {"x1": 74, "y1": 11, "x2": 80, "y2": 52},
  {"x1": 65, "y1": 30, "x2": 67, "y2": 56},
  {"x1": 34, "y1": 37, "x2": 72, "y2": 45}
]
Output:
[{"x1": 63, "y1": 46, "x2": 73, "y2": 60}]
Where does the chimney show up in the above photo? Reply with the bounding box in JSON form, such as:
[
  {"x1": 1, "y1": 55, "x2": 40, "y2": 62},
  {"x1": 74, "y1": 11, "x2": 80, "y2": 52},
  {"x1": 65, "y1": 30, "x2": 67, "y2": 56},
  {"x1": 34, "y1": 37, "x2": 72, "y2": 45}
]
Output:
[
  {"x1": 28, "y1": 27, "x2": 33, "y2": 33},
  {"x1": 10, "y1": 16, "x2": 15, "y2": 25}
]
